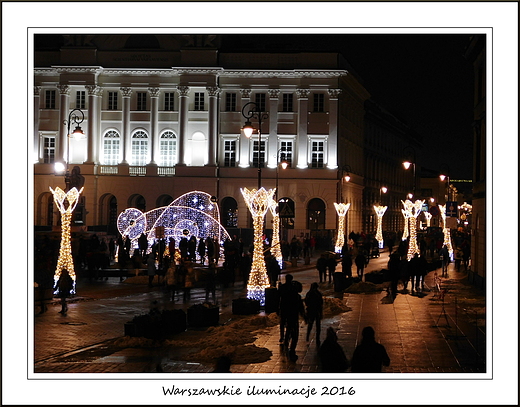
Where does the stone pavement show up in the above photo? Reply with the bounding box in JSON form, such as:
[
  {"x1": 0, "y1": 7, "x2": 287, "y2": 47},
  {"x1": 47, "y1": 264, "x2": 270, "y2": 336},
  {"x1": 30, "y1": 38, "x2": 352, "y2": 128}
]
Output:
[{"x1": 33, "y1": 249, "x2": 486, "y2": 375}]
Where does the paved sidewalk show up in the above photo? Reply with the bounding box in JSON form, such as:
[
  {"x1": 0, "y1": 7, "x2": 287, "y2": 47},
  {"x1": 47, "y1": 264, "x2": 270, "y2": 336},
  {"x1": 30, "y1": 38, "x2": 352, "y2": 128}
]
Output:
[{"x1": 33, "y1": 250, "x2": 486, "y2": 374}]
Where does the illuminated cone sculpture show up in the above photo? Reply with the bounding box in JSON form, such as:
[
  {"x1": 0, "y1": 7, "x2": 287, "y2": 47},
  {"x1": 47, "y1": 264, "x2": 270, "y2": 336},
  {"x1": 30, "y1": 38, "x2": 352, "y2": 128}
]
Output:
[
  {"x1": 268, "y1": 197, "x2": 284, "y2": 270},
  {"x1": 49, "y1": 186, "x2": 84, "y2": 294},
  {"x1": 334, "y1": 203, "x2": 351, "y2": 253},
  {"x1": 241, "y1": 187, "x2": 275, "y2": 305},
  {"x1": 401, "y1": 199, "x2": 424, "y2": 261},
  {"x1": 439, "y1": 204, "x2": 454, "y2": 258},
  {"x1": 424, "y1": 211, "x2": 432, "y2": 228},
  {"x1": 374, "y1": 205, "x2": 388, "y2": 249}
]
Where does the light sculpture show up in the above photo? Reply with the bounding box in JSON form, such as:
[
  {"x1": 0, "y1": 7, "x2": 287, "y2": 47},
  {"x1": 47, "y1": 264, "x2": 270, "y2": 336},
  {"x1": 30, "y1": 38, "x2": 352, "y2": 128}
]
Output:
[
  {"x1": 401, "y1": 199, "x2": 424, "y2": 260},
  {"x1": 241, "y1": 187, "x2": 275, "y2": 305},
  {"x1": 424, "y1": 211, "x2": 432, "y2": 228},
  {"x1": 439, "y1": 204, "x2": 454, "y2": 259},
  {"x1": 49, "y1": 186, "x2": 84, "y2": 294},
  {"x1": 117, "y1": 191, "x2": 231, "y2": 256},
  {"x1": 268, "y1": 196, "x2": 284, "y2": 270},
  {"x1": 373, "y1": 205, "x2": 388, "y2": 249},
  {"x1": 334, "y1": 203, "x2": 351, "y2": 253}
]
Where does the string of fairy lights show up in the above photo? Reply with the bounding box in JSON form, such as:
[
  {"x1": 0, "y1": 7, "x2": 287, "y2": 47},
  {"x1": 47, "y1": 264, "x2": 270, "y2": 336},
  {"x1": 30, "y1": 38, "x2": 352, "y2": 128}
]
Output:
[
  {"x1": 268, "y1": 198, "x2": 284, "y2": 269},
  {"x1": 50, "y1": 186, "x2": 84, "y2": 294},
  {"x1": 333, "y1": 203, "x2": 350, "y2": 253},
  {"x1": 241, "y1": 187, "x2": 274, "y2": 306}
]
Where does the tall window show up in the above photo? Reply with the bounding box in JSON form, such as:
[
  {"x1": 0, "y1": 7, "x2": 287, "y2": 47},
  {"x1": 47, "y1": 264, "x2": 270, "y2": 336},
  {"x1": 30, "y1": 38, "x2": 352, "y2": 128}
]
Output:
[
  {"x1": 311, "y1": 141, "x2": 324, "y2": 168},
  {"x1": 313, "y1": 93, "x2": 325, "y2": 112},
  {"x1": 137, "y1": 92, "x2": 147, "y2": 111},
  {"x1": 76, "y1": 90, "x2": 86, "y2": 109},
  {"x1": 279, "y1": 141, "x2": 293, "y2": 167},
  {"x1": 282, "y1": 93, "x2": 293, "y2": 112},
  {"x1": 108, "y1": 91, "x2": 118, "y2": 110},
  {"x1": 131, "y1": 130, "x2": 148, "y2": 165},
  {"x1": 255, "y1": 93, "x2": 266, "y2": 111},
  {"x1": 160, "y1": 131, "x2": 177, "y2": 166},
  {"x1": 307, "y1": 198, "x2": 326, "y2": 229},
  {"x1": 164, "y1": 92, "x2": 175, "y2": 111},
  {"x1": 103, "y1": 130, "x2": 120, "y2": 165},
  {"x1": 194, "y1": 92, "x2": 205, "y2": 111},
  {"x1": 252, "y1": 140, "x2": 266, "y2": 168},
  {"x1": 43, "y1": 136, "x2": 55, "y2": 163},
  {"x1": 225, "y1": 92, "x2": 236, "y2": 112},
  {"x1": 44, "y1": 90, "x2": 56, "y2": 109},
  {"x1": 224, "y1": 140, "x2": 236, "y2": 167}
]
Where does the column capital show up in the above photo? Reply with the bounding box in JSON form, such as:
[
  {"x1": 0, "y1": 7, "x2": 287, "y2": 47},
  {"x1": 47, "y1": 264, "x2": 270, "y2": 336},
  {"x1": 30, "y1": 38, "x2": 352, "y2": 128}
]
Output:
[
  {"x1": 328, "y1": 88, "x2": 342, "y2": 99},
  {"x1": 268, "y1": 89, "x2": 280, "y2": 99},
  {"x1": 58, "y1": 85, "x2": 71, "y2": 95},
  {"x1": 177, "y1": 85, "x2": 190, "y2": 97},
  {"x1": 206, "y1": 86, "x2": 221, "y2": 97},
  {"x1": 85, "y1": 85, "x2": 101, "y2": 96},
  {"x1": 148, "y1": 87, "x2": 160, "y2": 97},
  {"x1": 296, "y1": 88, "x2": 310, "y2": 99},
  {"x1": 240, "y1": 88, "x2": 252, "y2": 98},
  {"x1": 34, "y1": 86, "x2": 41, "y2": 96},
  {"x1": 120, "y1": 87, "x2": 132, "y2": 97}
]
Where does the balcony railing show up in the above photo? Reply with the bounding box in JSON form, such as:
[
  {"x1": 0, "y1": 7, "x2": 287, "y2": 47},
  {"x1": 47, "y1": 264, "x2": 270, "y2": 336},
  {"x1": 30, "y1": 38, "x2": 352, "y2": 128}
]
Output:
[{"x1": 129, "y1": 166, "x2": 146, "y2": 176}]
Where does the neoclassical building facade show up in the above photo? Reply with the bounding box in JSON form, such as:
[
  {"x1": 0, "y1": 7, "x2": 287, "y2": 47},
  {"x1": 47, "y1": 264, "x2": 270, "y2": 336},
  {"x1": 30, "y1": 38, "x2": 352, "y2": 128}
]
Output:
[{"x1": 33, "y1": 34, "x2": 415, "y2": 245}]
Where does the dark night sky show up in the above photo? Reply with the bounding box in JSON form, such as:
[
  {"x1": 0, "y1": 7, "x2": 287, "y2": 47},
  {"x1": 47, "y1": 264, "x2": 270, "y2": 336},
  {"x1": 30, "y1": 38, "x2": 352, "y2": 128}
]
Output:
[{"x1": 220, "y1": 33, "x2": 476, "y2": 182}]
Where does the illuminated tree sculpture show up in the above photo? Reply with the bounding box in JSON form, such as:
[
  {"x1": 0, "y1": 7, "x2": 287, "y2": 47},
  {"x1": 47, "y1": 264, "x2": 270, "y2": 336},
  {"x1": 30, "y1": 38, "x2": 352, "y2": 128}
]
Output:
[
  {"x1": 334, "y1": 203, "x2": 351, "y2": 253},
  {"x1": 49, "y1": 186, "x2": 84, "y2": 294},
  {"x1": 373, "y1": 205, "x2": 388, "y2": 249},
  {"x1": 268, "y1": 197, "x2": 283, "y2": 270},
  {"x1": 241, "y1": 187, "x2": 275, "y2": 305},
  {"x1": 439, "y1": 204, "x2": 454, "y2": 258},
  {"x1": 401, "y1": 199, "x2": 424, "y2": 261},
  {"x1": 423, "y1": 211, "x2": 432, "y2": 228}
]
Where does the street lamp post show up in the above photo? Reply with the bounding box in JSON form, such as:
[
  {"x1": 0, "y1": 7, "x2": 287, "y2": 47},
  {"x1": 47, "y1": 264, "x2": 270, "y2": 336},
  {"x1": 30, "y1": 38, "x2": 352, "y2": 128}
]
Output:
[
  {"x1": 241, "y1": 101, "x2": 268, "y2": 189},
  {"x1": 439, "y1": 166, "x2": 451, "y2": 202},
  {"x1": 402, "y1": 146, "x2": 417, "y2": 198},
  {"x1": 55, "y1": 108, "x2": 85, "y2": 189}
]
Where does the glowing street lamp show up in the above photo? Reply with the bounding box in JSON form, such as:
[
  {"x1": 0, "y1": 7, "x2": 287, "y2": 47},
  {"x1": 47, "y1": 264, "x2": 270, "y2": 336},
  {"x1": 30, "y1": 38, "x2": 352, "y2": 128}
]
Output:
[
  {"x1": 402, "y1": 146, "x2": 417, "y2": 197},
  {"x1": 241, "y1": 187, "x2": 275, "y2": 305},
  {"x1": 241, "y1": 101, "x2": 268, "y2": 189}
]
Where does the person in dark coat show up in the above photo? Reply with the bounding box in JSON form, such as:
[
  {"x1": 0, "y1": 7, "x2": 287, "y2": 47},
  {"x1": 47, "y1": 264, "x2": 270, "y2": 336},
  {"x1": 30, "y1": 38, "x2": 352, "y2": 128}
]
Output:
[
  {"x1": 351, "y1": 326, "x2": 390, "y2": 373},
  {"x1": 388, "y1": 252, "x2": 401, "y2": 298},
  {"x1": 316, "y1": 254, "x2": 328, "y2": 283},
  {"x1": 283, "y1": 280, "x2": 305, "y2": 362},
  {"x1": 326, "y1": 255, "x2": 337, "y2": 283},
  {"x1": 341, "y1": 251, "x2": 353, "y2": 278},
  {"x1": 57, "y1": 269, "x2": 73, "y2": 315},
  {"x1": 205, "y1": 261, "x2": 217, "y2": 303},
  {"x1": 277, "y1": 274, "x2": 295, "y2": 344},
  {"x1": 197, "y1": 238, "x2": 206, "y2": 265},
  {"x1": 318, "y1": 327, "x2": 350, "y2": 372},
  {"x1": 304, "y1": 282, "x2": 323, "y2": 344},
  {"x1": 355, "y1": 252, "x2": 366, "y2": 279}
]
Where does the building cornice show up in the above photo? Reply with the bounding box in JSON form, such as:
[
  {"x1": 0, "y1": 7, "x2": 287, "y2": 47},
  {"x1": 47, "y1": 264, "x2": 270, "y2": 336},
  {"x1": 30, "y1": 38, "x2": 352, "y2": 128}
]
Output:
[{"x1": 220, "y1": 70, "x2": 347, "y2": 78}]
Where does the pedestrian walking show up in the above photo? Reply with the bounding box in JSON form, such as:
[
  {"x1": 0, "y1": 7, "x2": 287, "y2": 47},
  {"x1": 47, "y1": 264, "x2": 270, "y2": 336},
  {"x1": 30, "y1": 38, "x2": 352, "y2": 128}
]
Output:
[
  {"x1": 454, "y1": 247, "x2": 463, "y2": 272},
  {"x1": 388, "y1": 251, "x2": 401, "y2": 298},
  {"x1": 327, "y1": 254, "x2": 337, "y2": 283},
  {"x1": 355, "y1": 252, "x2": 366, "y2": 280},
  {"x1": 318, "y1": 327, "x2": 350, "y2": 372},
  {"x1": 283, "y1": 280, "x2": 305, "y2": 362},
  {"x1": 277, "y1": 274, "x2": 295, "y2": 344},
  {"x1": 146, "y1": 254, "x2": 156, "y2": 287},
  {"x1": 197, "y1": 238, "x2": 206, "y2": 265},
  {"x1": 341, "y1": 251, "x2": 353, "y2": 278},
  {"x1": 183, "y1": 260, "x2": 195, "y2": 303},
  {"x1": 351, "y1": 326, "x2": 390, "y2": 373},
  {"x1": 57, "y1": 269, "x2": 73, "y2": 315},
  {"x1": 165, "y1": 259, "x2": 177, "y2": 301},
  {"x1": 205, "y1": 261, "x2": 217, "y2": 303},
  {"x1": 316, "y1": 253, "x2": 328, "y2": 283},
  {"x1": 304, "y1": 282, "x2": 323, "y2": 344},
  {"x1": 439, "y1": 244, "x2": 450, "y2": 277}
]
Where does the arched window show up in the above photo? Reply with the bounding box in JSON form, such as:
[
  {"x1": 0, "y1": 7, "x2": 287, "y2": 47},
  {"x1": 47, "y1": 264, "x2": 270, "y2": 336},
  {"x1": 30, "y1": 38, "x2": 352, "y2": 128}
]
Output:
[
  {"x1": 159, "y1": 131, "x2": 176, "y2": 166},
  {"x1": 156, "y1": 194, "x2": 174, "y2": 207},
  {"x1": 307, "y1": 198, "x2": 326, "y2": 230},
  {"x1": 103, "y1": 130, "x2": 120, "y2": 165},
  {"x1": 129, "y1": 194, "x2": 146, "y2": 213},
  {"x1": 131, "y1": 130, "x2": 148, "y2": 165},
  {"x1": 221, "y1": 197, "x2": 238, "y2": 228}
]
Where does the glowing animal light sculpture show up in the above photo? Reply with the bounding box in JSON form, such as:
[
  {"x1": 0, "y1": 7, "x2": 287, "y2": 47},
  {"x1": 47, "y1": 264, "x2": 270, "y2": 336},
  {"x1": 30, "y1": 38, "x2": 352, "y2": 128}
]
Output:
[
  {"x1": 373, "y1": 205, "x2": 388, "y2": 249},
  {"x1": 439, "y1": 204, "x2": 454, "y2": 258},
  {"x1": 401, "y1": 199, "x2": 424, "y2": 261},
  {"x1": 49, "y1": 186, "x2": 84, "y2": 294},
  {"x1": 117, "y1": 191, "x2": 231, "y2": 255},
  {"x1": 334, "y1": 203, "x2": 351, "y2": 253},
  {"x1": 241, "y1": 187, "x2": 275, "y2": 305},
  {"x1": 268, "y1": 196, "x2": 283, "y2": 270}
]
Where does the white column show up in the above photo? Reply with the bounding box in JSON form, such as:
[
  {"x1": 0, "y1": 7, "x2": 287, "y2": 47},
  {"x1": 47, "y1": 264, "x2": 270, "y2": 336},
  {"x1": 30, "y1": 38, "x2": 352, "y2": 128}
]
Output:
[
  {"x1": 33, "y1": 86, "x2": 41, "y2": 163},
  {"x1": 148, "y1": 87, "x2": 160, "y2": 165},
  {"x1": 296, "y1": 88, "x2": 310, "y2": 169},
  {"x1": 327, "y1": 89, "x2": 341, "y2": 169},
  {"x1": 120, "y1": 87, "x2": 132, "y2": 164},
  {"x1": 238, "y1": 89, "x2": 252, "y2": 168},
  {"x1": 206, "y1": 86, "x2": 220, "y2": 166},
  {"x1": 58, "y1": 85, "x2": 70, "y2": 164},
  {"x1": 267, "y1": 89, "x2": 279, "y2": 167},
  {"x1": 85, "y1": 85, "x2": 100, "y2": 164},
  {"x1": 177, "y1": 85, "x2": 190, "y2": 166}
]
